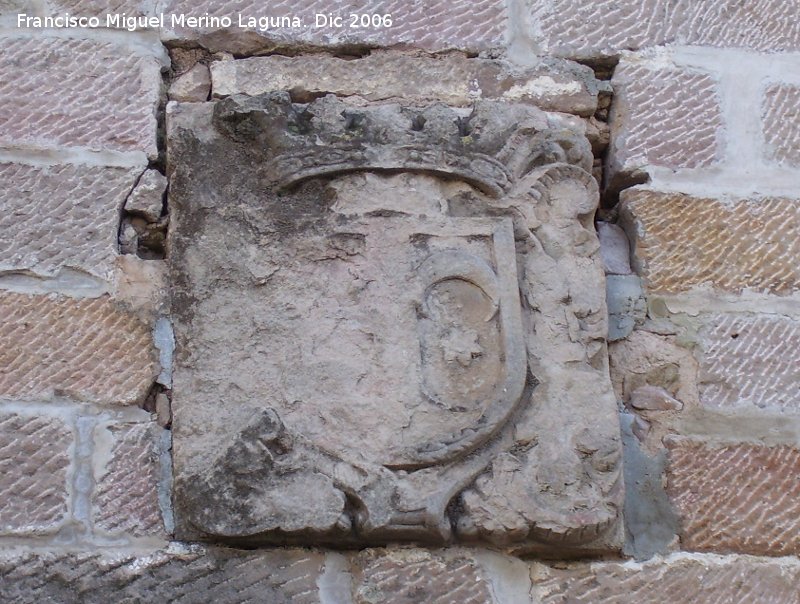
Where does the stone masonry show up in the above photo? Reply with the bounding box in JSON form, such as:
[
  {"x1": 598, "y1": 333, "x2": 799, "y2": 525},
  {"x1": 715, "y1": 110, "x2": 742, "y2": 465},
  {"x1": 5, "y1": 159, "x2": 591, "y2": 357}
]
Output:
[
  {"x1": 666, "y1": 439, "x2": 800, "y2": 556},
  {"x1": 620, "y1": 191, "x2": 800, "y2": 295},
  {"x1": 762, "y1": 84, "x2": 800, "y2": 167},
  {"x1": 1, "y1": 0, "x2": 800, "y2": 601},
  {"x1": 0, "y1": 412, "x2": 72, "y2": 535},
  {"x1": 0, "y1": 163, "x2": 142, "y2": 281},
  {"x1": 609, "y1": 62, "x2": 723, "y2": 176},
  {"x1": 0, "y1": 292, "x2": 157, "y2": 404},
  {"x1": 0, "y1": 35, "x2": 163, "y2": 158}
]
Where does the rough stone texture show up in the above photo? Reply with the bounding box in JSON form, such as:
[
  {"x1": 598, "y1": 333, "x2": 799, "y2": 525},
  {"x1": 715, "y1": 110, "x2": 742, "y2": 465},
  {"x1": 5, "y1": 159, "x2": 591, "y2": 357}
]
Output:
[
  {"x1": 3, "y1": 545, "x2": 800, "y2": 603},
  {"x1": 154, "y1": 317, "x2": 174, "y2": 387},
  {"x1": 0, "y1": 0, "x2": 33, "y2": 20},
  {"x1": 0, "y1": 292, "x2": 158, "y2": 405},
  {"x1": 113, "y1": 254, "x2": 169, "y2": 322},
  {"x1": 352, "y1": 549, "x2": 492, "y2": 604},
  {"x1": 161, "y1": 0, "x2": 506, "y2": 54},
  {"x1": 156, "y1": 393, "x2": 172, "y2": 427},
  {"x1": 619, "y1": 413, "x2": 678, "y2": 561},
  {"x1": 528, "y1": 0, "x2": 800, "y2": 56},
  {"x1": 597, "y1": 222, "x2": 631, "y2": 275},
  {"x1": 211, "y1": 53, "x2": 601, "y2": 116},
  {"x1": 0, "y1": 36, "x2": 161, "y2": 157},
  {"x1": 620, "y1": 190, "x2": 800, "y2": 295},
  {"x1": 609, "y1": 329, "x2": 698, "y2": 409},
  {"x1": 167, "y1": 96, "x2": 621, "y2": 552},
  {"x1": 0, "y1": 412, "x2": 72, "y2": 535},
  {"x1": 697, "y1": 314, "x2": 800, "y2": 411},
  {"x1": 608, "y1": 62, "x2": 722, "y2": 180},
  {"x1": 94, "y1": 422, "x2": 163, "y2": 537},
  {"x1": 0, "y1": 163, "x2": 140, "y2": 281},
  {"x1": 762, "y1": 83, "x2": 800, "y2": 168},
  {"x1": 0, "y1": 547, "x2": 326, "y2": 603},
  {"x1": 1, "y1": 0, "x2": 30, "y2": 11},
  {"x1": 125, "y1": 169, "x2": 166, "y2": 223},
  {"x1": 605, "y1": 274, "x2": 645, "y2": 341},
  {"x1": 169, "y1": 46, "x2": 209, "y2": 75},
  {"x1": 630, "y1": 386, "x2": 682, "y2": 411},
  {"x1": 532, "y1": 554, "x2": 800, "y2": 603},
  {"x1": 45, "y1": 0, "x2": 150, "y2": 18},
  {"x1": 666, "y1": 438, "x2": 800, "y2": 556},
  {"x1": 119, "y1": 221, "x2": 139, "y2": 256},
  {"x1": 170, "y1": 63, "x2": 211, "y2": 102}
]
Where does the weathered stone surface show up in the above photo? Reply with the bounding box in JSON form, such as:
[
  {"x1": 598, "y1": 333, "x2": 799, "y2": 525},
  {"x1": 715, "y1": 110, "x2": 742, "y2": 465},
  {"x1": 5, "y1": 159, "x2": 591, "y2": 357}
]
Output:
[
  {"x1": 666, "y1": 438, "x2": 800, "y2": 556},
  {"x1": 170, "y1": 47, "x2": 210, "y2": 75},
  {"x1": 0, "y1": 163, "x2": 141, "y2": 281},
  {"x1": 0, "y1": 292, "x2": 158, "y2": 405},
  {"x1": 1, "y1": 0, "x2": 30, "y2": 11},
  {"x1": 167, "y1": 94, "x2": 621, "y2": 552},
  {"x1": 608, "y1": 62, "x2": 723, "y2": 180},
  {"x1": 119, "y1": 213, "x2": 169, "y2": 259},
  {"x1": 532, "y1": 554, "x2": 800, "y2": 603},
  {"x1": 352, "y1": 549, "x2": 492, "y2": 604},
  {"x1": 125, "y1": 169, "x2": 166, "y2": 223},
  {"x1": 528, "y1": 0, "x2": 800, "y2": 56},
  {"x1": 0, "y1": 36, "x2": 161, "y2": 157},
  {"x1": 0, "y1": 0, "x2": 32, "y2": 20},
  {"x1": 211, "y1": 53, "x2": 601, "y2": 116},
  {"x1": 119, "y1": 220, "x2": 139, "y2": 256},
  {"x1": 113, "y1": 255, "x2": 169, "y2": 321},
  {"x1": 46, "y1": 0, "x2": 150, "y2": 19},
  {"x1": 584, "y1": 116, "x2": 610, "y2": 155},
  {"x1": 630, "y1": 386, "x2": 682, "y2": 411},
  {"x1": 620, "y1": 190, "x2": 800, "y2": 295},
  {"x1": 154, "y1": 317, "x2": 175, "y2": 387},
  {"x1": 0, "y1": 412, "x2": 72, "y2": 535},
  {"x1": 762, "y1": 83, "x2": 800, "y2": 168},
  {"x1": 0, "y1": 0, "x2": 36, "y2": 31},
  {"x1": 697, "y1": 314, "x2": 800, "y2": 411},
  {"x1": 161, "y1": 0, "x2": 507, "y2": 53},
  {"x1": 619, "y1": 413, "x2": 678, "y2": 561},
  {"x1": 597, "y1": 222, "x2": 631, "y2": 275},
  {"x1": 0, "y1": 547, "x2": 326, "y2": 603},
  {"x1": 170, "y1": 63, "x2": 211, "y2": 102},
  {"x1": 156, "y1": 393, "x2": 172, "y2": 427},
  {"x1": 605, "y1": 274, "x2": 645, "y2": 341},
  {"x1": 609, "y1": 329, "x2": 697, "y2": 409},
  {"x1": 94, "y1": 421, "x2": 163, "y2": 537}
]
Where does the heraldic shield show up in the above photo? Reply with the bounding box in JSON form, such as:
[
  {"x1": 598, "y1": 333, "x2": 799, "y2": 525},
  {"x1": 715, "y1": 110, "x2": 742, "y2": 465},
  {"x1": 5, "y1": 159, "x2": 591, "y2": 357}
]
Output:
[{"x1": 167, "y1": 93, "x2": 624, "y2": 555}]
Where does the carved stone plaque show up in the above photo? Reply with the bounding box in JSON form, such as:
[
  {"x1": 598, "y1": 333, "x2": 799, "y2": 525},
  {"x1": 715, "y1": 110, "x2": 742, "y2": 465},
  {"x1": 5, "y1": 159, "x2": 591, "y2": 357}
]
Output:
[{"x1": 167, "y1": 93, "x2": 623, "y2": 553}]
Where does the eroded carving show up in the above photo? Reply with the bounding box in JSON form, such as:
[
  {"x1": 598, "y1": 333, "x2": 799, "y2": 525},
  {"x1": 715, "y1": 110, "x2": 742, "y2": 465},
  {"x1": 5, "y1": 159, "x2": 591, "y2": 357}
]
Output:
[{"x1": 167, "y1": 93, "x2": 622, "y2": 554}]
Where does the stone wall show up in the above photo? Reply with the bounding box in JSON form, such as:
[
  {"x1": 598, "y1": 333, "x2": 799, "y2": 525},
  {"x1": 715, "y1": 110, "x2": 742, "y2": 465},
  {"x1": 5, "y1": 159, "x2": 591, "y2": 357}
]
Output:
[{"x1": 1, "y1": 0, "x2": 799, "y2": 601}]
